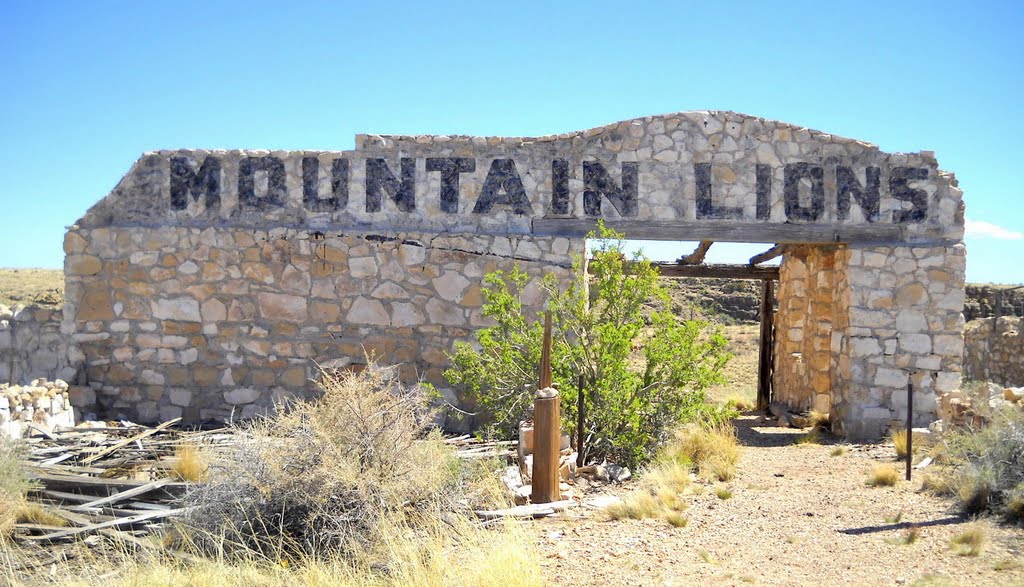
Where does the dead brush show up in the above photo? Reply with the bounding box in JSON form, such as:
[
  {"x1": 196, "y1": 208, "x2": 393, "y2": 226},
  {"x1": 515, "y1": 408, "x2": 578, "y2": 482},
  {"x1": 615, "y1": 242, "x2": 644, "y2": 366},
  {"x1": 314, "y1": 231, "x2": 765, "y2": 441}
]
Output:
[
  {"x1": 169, "y1": 444, "x2": 209, "y2": 482},
  {"x1": 0, "y1": 436, "x2": 33, "y2": 538},
  {"x1": 177, "y1": 364, "x2": 497, "y2": 562}
]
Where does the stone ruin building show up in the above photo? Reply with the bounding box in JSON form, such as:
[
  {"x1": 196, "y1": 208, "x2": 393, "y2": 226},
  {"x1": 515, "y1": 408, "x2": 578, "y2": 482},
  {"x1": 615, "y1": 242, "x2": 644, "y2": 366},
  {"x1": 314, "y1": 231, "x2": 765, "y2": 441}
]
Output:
[{"x1": 45, "y1": 111, "x2": 965, "y2": 440}]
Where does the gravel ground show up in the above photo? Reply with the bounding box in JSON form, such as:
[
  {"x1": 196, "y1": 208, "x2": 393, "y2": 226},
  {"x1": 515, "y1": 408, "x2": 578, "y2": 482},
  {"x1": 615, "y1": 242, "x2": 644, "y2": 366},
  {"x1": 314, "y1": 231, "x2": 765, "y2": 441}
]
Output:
[{"x1": 533, "y1": 415, "x2": 1024, "y2": 587}]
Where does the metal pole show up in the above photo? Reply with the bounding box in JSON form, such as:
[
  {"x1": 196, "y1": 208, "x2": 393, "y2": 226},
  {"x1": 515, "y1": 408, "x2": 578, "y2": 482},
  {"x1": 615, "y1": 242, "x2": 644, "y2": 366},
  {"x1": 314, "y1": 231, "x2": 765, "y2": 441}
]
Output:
[
  {"x1": 906, "y1": 380, "x2": 913, "y2": 481},
  {"x1": 576, "y1": 374, "x2": 585, "y2": 467}
]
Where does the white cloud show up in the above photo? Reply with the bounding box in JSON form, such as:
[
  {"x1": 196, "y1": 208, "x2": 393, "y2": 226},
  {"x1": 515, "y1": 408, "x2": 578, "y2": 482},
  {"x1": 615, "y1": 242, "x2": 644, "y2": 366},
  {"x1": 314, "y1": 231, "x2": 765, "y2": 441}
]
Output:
[{"x1": 965, "y1": 218, "x2": 1023, "y2": 240}]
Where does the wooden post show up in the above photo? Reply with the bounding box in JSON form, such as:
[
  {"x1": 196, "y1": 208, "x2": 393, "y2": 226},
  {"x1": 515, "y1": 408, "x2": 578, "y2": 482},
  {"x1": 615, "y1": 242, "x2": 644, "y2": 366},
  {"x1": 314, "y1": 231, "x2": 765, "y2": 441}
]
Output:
[
  {"x1": 757, "y1": 279, "x2": 775, "y2": 412},
  {"x1": 532, "y1": 388, "x2": 561, "y2": 503},
  {"x1": 539, "y1": 311, "x2": 552, "y2": 389},
  {"x1": 532, "y1": 310, "x2": 560, "y2": 504}
]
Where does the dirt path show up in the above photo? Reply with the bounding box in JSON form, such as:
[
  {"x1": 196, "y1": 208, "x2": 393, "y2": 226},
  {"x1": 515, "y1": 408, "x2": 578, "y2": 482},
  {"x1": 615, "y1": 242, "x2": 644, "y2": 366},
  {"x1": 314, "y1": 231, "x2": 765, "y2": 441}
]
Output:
[{"x1": 533, "y1": 415, "x2": 1024, "y2": 587}]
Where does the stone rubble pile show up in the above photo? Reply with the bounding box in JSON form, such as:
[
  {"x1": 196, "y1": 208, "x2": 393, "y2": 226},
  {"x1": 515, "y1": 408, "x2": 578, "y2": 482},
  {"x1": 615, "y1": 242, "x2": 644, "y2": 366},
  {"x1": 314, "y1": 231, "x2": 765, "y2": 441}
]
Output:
[
  {"x1": 934, "y1": 381, "x2": 1023, "y2": 431},
  {"x1": 0, "y1": 378, "x2": 75, "y2": 438}
]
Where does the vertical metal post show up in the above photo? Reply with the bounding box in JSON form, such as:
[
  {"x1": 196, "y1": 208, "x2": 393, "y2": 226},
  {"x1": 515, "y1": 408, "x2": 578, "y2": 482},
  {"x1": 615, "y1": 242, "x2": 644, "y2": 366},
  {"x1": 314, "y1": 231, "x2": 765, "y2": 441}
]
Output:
[
  {"x1": 906, "y1": 381, "x2": 913, "y2": 481},
  {"x1": 576, "y1": 374, "x2": 585, "y2": 467}
]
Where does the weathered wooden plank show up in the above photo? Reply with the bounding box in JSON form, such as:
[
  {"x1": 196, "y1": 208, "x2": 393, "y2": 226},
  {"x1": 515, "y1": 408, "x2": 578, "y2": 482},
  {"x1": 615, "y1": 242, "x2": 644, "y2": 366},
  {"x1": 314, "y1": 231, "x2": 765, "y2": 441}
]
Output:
[
  {"x1": 28, "y1": 471, "x2": 188, "y2": 495},
  {"x1": 69, "y1": 478, "x2": 173, "y2": 512},
  {"x1": 631, "y1": 263, "x2": 780, "y2": 280},
  {"x1": 757, "y1": 279, "x2": 776, "y2": 412},
  {"x1": 81, "y1": 418, "x2": 181, "y2": 465},
  {"x1": 474, "y1": 500, "x2": 576, "y2": 520},
  {"x1": 749, "y1": 244, "x2": 787, "y2": 266},
  {"x1": 533, "y1": 218, "x2": 904, "y2": 244},
  {"x1": 677, "y1": 241, "x2": 713, "y2": 265},
  {"x1": 24, "y1": 507, "x2": 192, "y2": 542}
]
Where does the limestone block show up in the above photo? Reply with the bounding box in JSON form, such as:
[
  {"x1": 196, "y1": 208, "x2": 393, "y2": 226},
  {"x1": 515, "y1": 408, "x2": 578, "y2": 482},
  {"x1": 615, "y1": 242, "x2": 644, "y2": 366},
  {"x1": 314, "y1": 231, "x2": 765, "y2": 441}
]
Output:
[
  {"x1": 425, "y1": 299, "x2": 465, "y2": 326},
  {"x1": 433, "y1": 272, "x2": 470, "y2": 302},
  {"x1": 256, "y1": 292, "x2": 308, "y2": 322},
  {"x1": 348, "y1": 257, "x2": 378, "y2": 278},
  {"x1": 875, "y1": 367, "x2": 908, "y2": 388},
  {"x1": 152, "y1": 297, "x2": 201, "y2": 322},
  {"x1": 391, "y1": 302, "x2": 426, "y2": 327},
  {"x1": 347, "y1": 297, "x2": 389, "y2": 326},
  {"x1": 224, "y1": 387, "x2": 260, "y2": 405}
]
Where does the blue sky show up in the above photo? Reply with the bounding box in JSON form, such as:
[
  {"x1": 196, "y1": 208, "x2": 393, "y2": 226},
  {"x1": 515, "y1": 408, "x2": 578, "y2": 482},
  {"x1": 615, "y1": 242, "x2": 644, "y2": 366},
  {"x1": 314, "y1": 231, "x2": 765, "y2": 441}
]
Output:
[{"x1": 1, "y1": 1, "x2": 1021, "y2": 283}]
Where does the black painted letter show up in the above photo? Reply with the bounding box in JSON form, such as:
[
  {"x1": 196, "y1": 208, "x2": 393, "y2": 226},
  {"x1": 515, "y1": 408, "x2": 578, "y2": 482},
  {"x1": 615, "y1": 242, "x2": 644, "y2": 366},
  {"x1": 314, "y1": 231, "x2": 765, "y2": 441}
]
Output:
[
  {"x1": 551, "y1": 159, "x2": 570, "y2": 215},
  {"x1": 473, "y1": 159, "x2": 531, "y2": 214},
  {"x1": 783, "y1": 163, "x2": 825, "y2": 222},
  {"x1": 425, "y1": 157, "x2": 475, "y2": 213},
  {"x1": 890, "y1": 167, "x2": 928, "y2": 223},
  {"x1": 694, "y1": 163, "x2": 743, "y2": 220},
  {"x1": 755, "y1": 164, "x2": 772, "y2": 220},
  {"x1": 238, "y1": 156, "x2": 286, "y2": 210},
  {"x1": 302, "y1": 157, "x2": 344, "y2": 213},
  {"x1": 836, "y1": 166, "x2": 880, "y2": 222},
  {"x1": 366, "y1": 158, "x2": 416, "y2": 213},
  {"x1": 583, "y1": 161, "x2": 638, "y2": 217},
  {"x1": 170, "y1": 156, "x2": 221, "y2": 212}
]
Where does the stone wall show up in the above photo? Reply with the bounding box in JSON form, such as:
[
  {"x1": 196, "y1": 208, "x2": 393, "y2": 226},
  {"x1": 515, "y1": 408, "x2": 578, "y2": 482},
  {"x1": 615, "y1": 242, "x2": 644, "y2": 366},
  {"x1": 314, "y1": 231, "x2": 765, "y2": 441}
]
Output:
[
  {"x1": 830, "y1": 244, "x2": 966, "y2": 438},
  {"x1": 0, "y1": 304, "x2": 71, "y2": 385},
  {"x1": 773, "y1": 246, "x2": 842, "y2": 414},
  {"x1": 963, "y1": 316, "x2": 1024, "y2": 387},
  {"x1": 64, "y1": 226, "x2": 577, "y2": 427},
  {"x1": 63, "y1": 111, "x2": 967, "y2": 439}
]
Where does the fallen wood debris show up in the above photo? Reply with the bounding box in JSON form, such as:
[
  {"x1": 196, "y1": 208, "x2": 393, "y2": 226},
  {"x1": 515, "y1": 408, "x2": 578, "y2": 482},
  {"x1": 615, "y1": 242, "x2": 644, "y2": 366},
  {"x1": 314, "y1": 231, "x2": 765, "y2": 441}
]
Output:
[{"x1": 8, "y1": 417, "x2": 230, "y2": 549}]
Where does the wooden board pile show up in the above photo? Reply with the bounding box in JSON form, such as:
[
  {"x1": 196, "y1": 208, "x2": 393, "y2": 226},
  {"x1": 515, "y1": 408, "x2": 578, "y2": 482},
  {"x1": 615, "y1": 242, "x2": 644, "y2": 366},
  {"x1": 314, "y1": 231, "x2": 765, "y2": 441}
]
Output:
[{"x1": 7, "y1": 417, "x2": 233, "y2": 564}]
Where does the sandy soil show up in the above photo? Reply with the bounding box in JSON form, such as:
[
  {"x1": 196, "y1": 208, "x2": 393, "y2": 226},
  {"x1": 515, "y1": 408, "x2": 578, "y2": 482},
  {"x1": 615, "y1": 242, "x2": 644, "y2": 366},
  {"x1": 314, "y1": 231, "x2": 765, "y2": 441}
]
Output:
[{"x1": 533, "y1": 415, "x2": 1024, "y2": 587}]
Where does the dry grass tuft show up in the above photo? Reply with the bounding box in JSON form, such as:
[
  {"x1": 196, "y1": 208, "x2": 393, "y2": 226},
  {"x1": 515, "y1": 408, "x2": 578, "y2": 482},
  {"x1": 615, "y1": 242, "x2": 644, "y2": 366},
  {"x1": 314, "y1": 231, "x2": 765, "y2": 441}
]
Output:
[
  {"x1": 15, "y1": 502, "x2": 67, "y2": 527},
  {"x1": 0, "y1": 437, "x2": 32, "y2": 537},
  {"x1": 169, "y1": 444, "x2": 209, "y2": 482},
  {"x1": 665, "y1": 511, "x2": 688, "y2": 528},
  {"x1": 950, "y1": 524, "x2": 986, "y2": 556},
  {"x1": 663, "y1": 424, "x2": 741, "y2": 482},
  {"x1": 920, "y1": 472, "x2": 953, "y2": 496},
  {"x1": 831, "y1": 446, "x2": 846, "y2": 457},
  {"x1": 808, "y1": 410, "x2": 831, "y2": 430},
  {"x1": 725, "y1": 396, "x2": 756, "y2": 412},
  {"x1": 892, "y1": 429, "x2": 910, "y2": 459},
  {"x1": 715, "y1": 488, "x2": 732, "y2": 500},
  {"x1": 1007, "y1": 484, "x2": 1024, "y2": 522},
  {"x1": 866, "y1": 464, "x2": 900, "y2": 487},
  {"x1": 793, "y1": 429, "x2": 820, "y2": 446},
  {"x1": 885, "y1": 525, "x2": 920, "y2": 545}
]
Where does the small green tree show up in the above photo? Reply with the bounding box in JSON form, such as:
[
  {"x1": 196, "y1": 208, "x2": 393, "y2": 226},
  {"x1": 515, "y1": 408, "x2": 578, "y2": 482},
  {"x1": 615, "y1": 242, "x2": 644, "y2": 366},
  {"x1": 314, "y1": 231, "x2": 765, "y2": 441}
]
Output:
[{"x1": 445, "y1": 223, "x2": 733, "y2": 468}]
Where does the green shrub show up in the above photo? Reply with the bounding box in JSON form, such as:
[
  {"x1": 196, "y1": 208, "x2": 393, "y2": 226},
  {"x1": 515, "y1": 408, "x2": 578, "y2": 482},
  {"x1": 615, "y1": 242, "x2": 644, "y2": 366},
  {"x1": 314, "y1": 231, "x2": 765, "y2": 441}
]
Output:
[
  {"x1": 445, "y1": 222, "x2": 732, "y2": 468},
  {"x1": 942, "y1": 408, "x2": 1024, "y2": 517}
]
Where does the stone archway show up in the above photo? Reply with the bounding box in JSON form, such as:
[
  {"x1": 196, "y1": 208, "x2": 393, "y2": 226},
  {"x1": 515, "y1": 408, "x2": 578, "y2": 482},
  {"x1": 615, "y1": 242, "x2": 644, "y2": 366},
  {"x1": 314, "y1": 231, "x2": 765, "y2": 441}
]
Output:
[{"x1": 62, "y1": 110, "x2": 965, "y2": 440}]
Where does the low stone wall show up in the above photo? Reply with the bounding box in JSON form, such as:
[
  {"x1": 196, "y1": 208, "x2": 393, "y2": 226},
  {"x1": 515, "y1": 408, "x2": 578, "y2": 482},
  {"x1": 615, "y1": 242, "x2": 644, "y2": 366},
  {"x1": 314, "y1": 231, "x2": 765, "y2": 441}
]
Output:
[
  {"x1": 0, "y1": 304, "x2": 73, "y2": 385},
  {"x1": 963, "y1": 316, "x2": 1024, "y2": 386},
  {"x1": 64, "y1": 226, "x2": 578, "y2": 427}
]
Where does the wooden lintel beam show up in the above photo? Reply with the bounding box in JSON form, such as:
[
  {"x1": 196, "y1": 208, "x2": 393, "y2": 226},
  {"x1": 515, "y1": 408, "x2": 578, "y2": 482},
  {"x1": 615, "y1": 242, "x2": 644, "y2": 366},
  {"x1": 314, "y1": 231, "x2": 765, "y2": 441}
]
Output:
[
  {"x1": 588, "y1": 262, "x2": 779, "y2": 280},
  {"x1": 534, "y1": 219, "x2": 906, "y2": 244},
  {"x1": 677, "y1": 241, "x2": 713, "y2": 265},
  {"x1": 749, "y1": 244, "x2": 786, "y2": 266}
]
